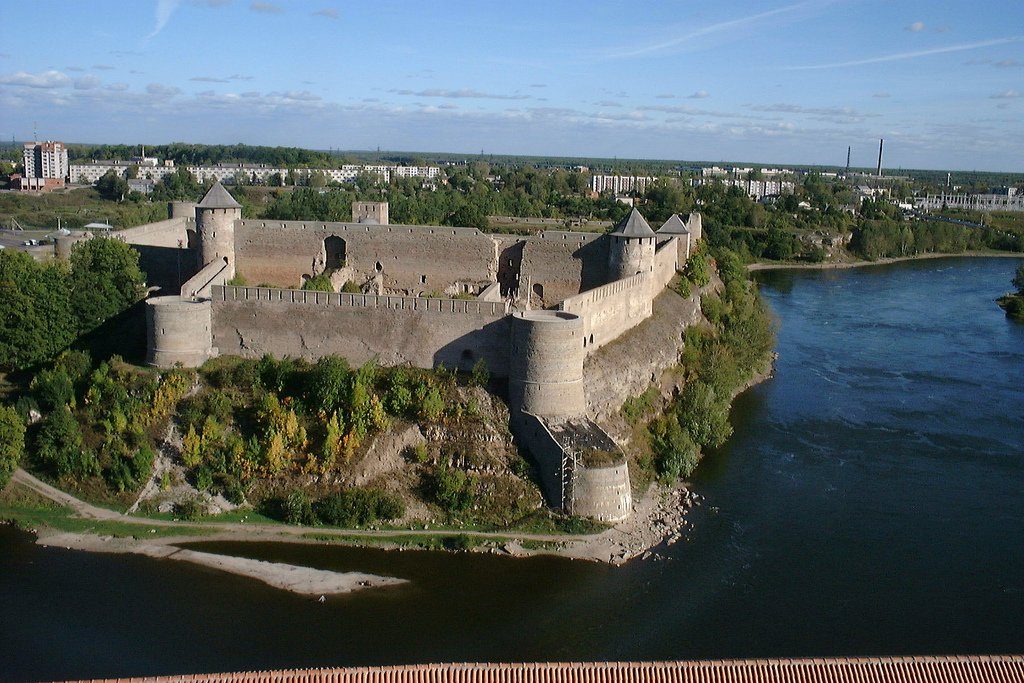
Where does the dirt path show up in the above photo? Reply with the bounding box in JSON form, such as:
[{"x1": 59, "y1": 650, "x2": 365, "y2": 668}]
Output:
[{"x1": 11, "y1": 468, "x2": 699, "y2": 564}]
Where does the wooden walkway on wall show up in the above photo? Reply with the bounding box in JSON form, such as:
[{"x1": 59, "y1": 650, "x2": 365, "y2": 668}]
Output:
[{"x1": 62, "y1": 656, "x2": 1024, "y2": 683}]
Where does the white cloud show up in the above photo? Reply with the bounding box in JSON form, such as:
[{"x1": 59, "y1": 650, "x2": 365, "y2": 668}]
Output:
[
  {"x1": 74, "y1": 75, "x2": 101, "y2": 90},
  {"x1": 191, "y1": 76, "x2": 229, "y2": 82},
  {"x1": 92, "y1": 64, "x2": 115, "y2": 71},
  {"x1": 106, "y1": 82, "x2": 130, "y2": 92},
  {"x1": 785, "y1": 36, "x2": 1022, "y2": 69},
  {"x1": 146, "y1": 82, "x2": 181, "y2": 98},
  {"x1": 391, "y1": 88, "x2": 530, "y2": 100},
  {"x1": 688, "y1": 90, "x2": 710, "y2": 99},
  {"x1": 607, "y1": 0, "x2": 828, "y2": 59},
  {"x1": 0, "y1": 70, "x2": 72, "y2": 88},
  {"x1": 147, "y1": 0, "x2": 181, "y2": 40},
  {"x1": 872, "y1": 92, "x2": 891, "y2": 98},
  {"x1": 250, "y1": 2, "x2": 283, "y2": 13},
  {"x1": 990, "y1": 89, "x2": 1020, "y2": 99},
  {"x1": 995, "y1": 59, "x2": 1023, "y2": 67},
  {"x1": 906, "y1": 21, "x2": 925, "y2": 32}
]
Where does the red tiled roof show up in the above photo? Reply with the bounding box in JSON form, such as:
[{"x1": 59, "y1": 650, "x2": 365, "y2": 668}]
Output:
[{"x1": 60, "y1": 656, "x2": 1024, "y2": 683}]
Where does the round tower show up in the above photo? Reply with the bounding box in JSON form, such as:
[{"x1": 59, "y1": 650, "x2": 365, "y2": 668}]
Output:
[
  {"x1": 145, "y1": 295, "x2": 215, "y2": 368},
  {"x1": 168, "y1": 201, "x2": 197, "y2": 219},
  {"x1": 509, "y1": 310, "x2": 586, "y2": 417},
  {"x1": 607, "y1": 207, "x2": 656, "y2": 281},
  {"x1": 195, "y1": 181, "x2": 240, "y2": 279}
]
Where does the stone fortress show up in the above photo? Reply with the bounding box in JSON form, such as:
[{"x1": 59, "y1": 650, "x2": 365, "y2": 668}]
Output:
[{"x1": 69, "y1": 183, "x2": 702, "y2": 522}]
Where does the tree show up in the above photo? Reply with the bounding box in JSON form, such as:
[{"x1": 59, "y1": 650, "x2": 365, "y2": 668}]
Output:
[
  {"x1": 676, "y1": 380, "x2": 732, "y2": 449},
  {"x1": 95, "y1": 170, "x2": 129, "y2": 201},
  {"x1": 36, "y1": 405, "x2": 99, "y2": 479},
  {"x1": 0, "y1": 405, "x2": 26, "y2": 489},
  {"x1": 1013, "y1": 264, "x2": 1024, "y2": 295},
  {"x1": 68, "y1": 237, "x2": 147, "y2": 333},
  {"x1": 0, "y1": 251, "x2": 76, "y2": 371}
]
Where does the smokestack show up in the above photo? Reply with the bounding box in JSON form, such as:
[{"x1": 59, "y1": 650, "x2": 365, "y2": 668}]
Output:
[
  {"x1": 876, "y1": 139, "x2": 884, "y2": 177},
  {"x1": 846, "y1": 146, "x2": 851, "y2": 176}
]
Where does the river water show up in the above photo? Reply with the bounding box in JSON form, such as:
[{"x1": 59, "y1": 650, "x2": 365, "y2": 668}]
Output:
[{"x1": 2, "y1": 257, "x2": 1022, "y2": 682}]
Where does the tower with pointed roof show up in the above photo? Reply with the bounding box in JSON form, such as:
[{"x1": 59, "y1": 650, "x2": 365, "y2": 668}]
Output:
[
  {"x1": 607, "y1": 207, "x2": 656, "y2": 281},
  {"x1": 195, "y1": 181, "x2": 241, "y2": 279}
]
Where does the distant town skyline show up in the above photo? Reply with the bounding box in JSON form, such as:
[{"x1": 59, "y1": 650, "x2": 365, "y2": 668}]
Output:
[{"x1": 1, "y1": 0, "x2": 1022, "y2": 172}]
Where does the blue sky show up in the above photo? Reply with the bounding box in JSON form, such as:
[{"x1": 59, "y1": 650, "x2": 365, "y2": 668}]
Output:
[{"x1": 1, "y1": 0, "x2": 1022, "y2": 171}]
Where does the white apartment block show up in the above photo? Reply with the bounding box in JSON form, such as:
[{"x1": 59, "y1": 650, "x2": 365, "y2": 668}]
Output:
[
  {"x1": 692, "y1": 177, "x2": 795, "y2": 199},
  {"x1": 70, "y1": 161, "x2": 441, "y2": 187},
  {"x1": 915, "y1": 190, "x2": 1024, "y2": 213},
  {"x1": 590, "y1": 175, "x2": 655, "y2": 195},
  {"x1": 23, "y1": 141, "x2": 69, "y2": 181}
]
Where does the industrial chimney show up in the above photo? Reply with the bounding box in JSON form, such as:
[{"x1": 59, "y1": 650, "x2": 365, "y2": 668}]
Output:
[
  {"x1": 876, "y1": 139, "x2": 884, "y2": 177},
  {"x1": 846, "y1": 146, "x2": 851, "y2": 176}
]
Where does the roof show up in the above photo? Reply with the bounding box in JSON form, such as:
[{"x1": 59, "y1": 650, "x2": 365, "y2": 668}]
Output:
[
  {"x1": 65, "y1": 656, "x2": 1024, "y2": 683},
  {"x1": 610, "y1": 208, "x2": 655, "y2": 238},
  {"x1": 657, "y1": 214, "x2": 691, "y2": 235},
  {"x1": 196, "y1": 181, "x2": 242, "y2": 209}
]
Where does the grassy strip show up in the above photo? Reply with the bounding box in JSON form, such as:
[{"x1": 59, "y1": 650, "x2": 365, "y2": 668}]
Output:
[{"x1": 0, "y1": 483, "x2": 213, "y2": 539}]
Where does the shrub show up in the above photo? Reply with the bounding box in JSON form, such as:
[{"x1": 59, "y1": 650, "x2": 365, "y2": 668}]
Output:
[
  {"x1": 0, "y1": 405, "x2": 26, "y2": 489},
  {"x1": 430, "y1": 459, "x2": 475, "y2": 514},
  {"x1": 340, "y1": 280, "x2": 362, "y2": 294},
  {"x1": 35, "y1": 405, "x2": 99, "y2": 480},
  {"x1": 283, "y1": 489, "x2": 315, "y2": 525},
  {"x1": 683, "y1": 250, "x2": 711, "y2": 288},
  {"x1": 301, "y1": 274, "x2": 334, "y2": 292},
  {"x1": 418, "y1": 385, "x2": 445, "y2": 422},
  {"x1": 649, "y1": 415, "x2": 699, "y2": 481},
  {"x1": 31, "y1": 368, "x2": 76, "y2": 411},
  {"x1": 314, "y1": 488, "x2": 405, "y2": 527},
  {"x1": 470, "y1": 358, "x2": 490, "y2": 387},
  {"x1": 676, "y1": 380, "x2": 732, "y2": 449}
]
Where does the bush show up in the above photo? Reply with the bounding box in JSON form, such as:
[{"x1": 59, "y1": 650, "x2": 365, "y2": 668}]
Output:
[
  {"x1": 35, "y1": 405, "x2": 99, "y2": 480},
  {"x1": 683, "y1": 251, "x2": 711, "y2": 288},
  {"x1": 314, "y1": 488, "x2": 405, "y2": 527},
  {"x1": 301, "y1": 274, "x2": 333, "y2": 292},
  {"x1": 31, "y1": 368, "x2": 76, "y2": 411},
  {"x1": 340, "y1": 280, "x2": 362, "y2": 294},
  {"x1": 649, "y1": 415, "x2": 699, "y2": 481},
  {"x1": 430, "y1": 459, "x2": 475, "y2": 514},
  {"x1": 470, "y1": 358, "x2": 490, "y2": 387},
  {"x1": 283, "y1": 489, "x2": 315, "y2": 525},
  {"x1": 0, "y1": 405, "x2": 26, "y2": 489}
]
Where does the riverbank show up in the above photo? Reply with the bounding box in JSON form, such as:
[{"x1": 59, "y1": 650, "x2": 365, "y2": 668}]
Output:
[
  {"x1": 749, "y1": 250, "x2": 1023, "y2": 272},
  {"x1": 0, "y1": 467, "x2": 701, "y2": 568}
]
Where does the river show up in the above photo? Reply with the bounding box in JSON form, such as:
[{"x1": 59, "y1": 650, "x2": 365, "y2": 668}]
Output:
[{"x1": 2, "y1": 257, "x2": 1022, "y2": 682}]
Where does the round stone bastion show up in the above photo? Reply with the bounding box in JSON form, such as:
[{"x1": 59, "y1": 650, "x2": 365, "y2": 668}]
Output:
[
  {"x1": 509, "y1": 310, "x2": 587, "y2": 417},
  {"x1": 145, "y1": 296, "x2": 215, "y2": 368}
]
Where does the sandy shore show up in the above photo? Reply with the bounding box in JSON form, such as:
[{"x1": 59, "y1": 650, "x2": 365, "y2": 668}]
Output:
[
  {"x1": 748, "y1": 251, "x2": 1022, "y2": 272},
  {"x1": 36, "y1": 529, "x2": 406, "y2": 596}
]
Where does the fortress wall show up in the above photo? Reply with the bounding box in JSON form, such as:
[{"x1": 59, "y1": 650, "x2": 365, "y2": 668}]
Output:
[
  {"x1": 181, "y1": 257, "x2": 230, "y2": 299},
  {"x1": 116, "y1": 217, "x2": 197, "y2": 293},
  {"x1": 583, "y1": 285, "x2": 703, "y2": 422},
  {"x1": 234, "y1": 220, "x2": 495, "y2": 291},
  {"x1": 652, "y1": 237, "x2": 680, "y2": 289},
  {"x1": 210, "y1": 285, "x2": 510, "y2": 375},
  {"x1": 511, "y1": 413, "x2": 564, "y2": 507},
  {"x1": 559, "y1": 272, "x2": 653, "y2": 352},
  {"x1": 519, "y1": 232, "x2": 607, "y2": 308},
  {"x1": 115, "y1": 217, "x2": 192, "y2": 247}
]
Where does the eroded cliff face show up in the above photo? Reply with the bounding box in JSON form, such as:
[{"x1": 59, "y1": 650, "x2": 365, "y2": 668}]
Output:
[{"x1": 582, "y1": 285, "x2": 704, "y2": 425}]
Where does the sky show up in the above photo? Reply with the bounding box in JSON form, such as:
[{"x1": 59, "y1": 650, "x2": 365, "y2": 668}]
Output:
[{"x1": 1, "y1": 0, "x2": 1022, "y2": 171}]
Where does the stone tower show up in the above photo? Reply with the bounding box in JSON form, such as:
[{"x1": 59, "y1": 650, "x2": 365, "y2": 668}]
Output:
[
  {"x1": 195, "y1": 181, "x2": 241, "y2": 279},
  {"x1": 607, "y1": 208, "x2": 656, "y2": 281}
]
